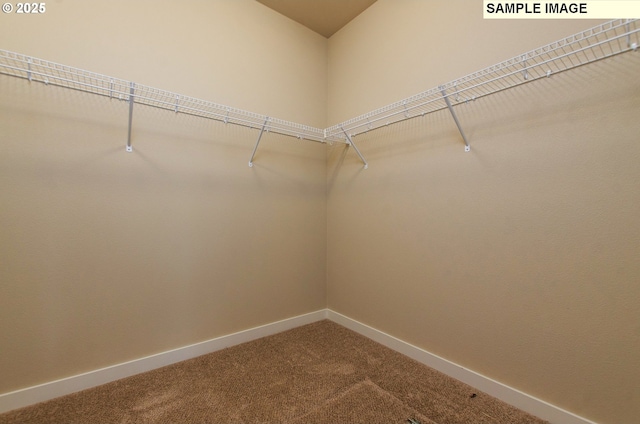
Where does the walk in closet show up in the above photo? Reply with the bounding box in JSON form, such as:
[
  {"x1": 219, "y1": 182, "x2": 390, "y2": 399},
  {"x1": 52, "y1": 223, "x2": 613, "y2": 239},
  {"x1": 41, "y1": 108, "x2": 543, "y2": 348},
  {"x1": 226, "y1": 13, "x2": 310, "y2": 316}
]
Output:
[{"x1": 1, "y1": 2, "x2": 639, "y2": 423}]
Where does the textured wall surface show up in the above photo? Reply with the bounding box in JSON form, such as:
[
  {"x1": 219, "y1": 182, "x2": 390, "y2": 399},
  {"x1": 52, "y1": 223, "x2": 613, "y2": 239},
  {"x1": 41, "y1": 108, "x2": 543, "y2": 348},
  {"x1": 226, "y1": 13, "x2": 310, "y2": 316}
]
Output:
[
  {"x1": 326, "y1": 2, "x2": 640, "y2": 424},
  {"x1": 2, "y1": 1, "x2": 640, "y2": 423},
  {"x1": 0, "y1": 0, "x2": 328, "y2": 126},
  {"x1": 0, "y1": 0, "x2": 327, "y2": 393}
]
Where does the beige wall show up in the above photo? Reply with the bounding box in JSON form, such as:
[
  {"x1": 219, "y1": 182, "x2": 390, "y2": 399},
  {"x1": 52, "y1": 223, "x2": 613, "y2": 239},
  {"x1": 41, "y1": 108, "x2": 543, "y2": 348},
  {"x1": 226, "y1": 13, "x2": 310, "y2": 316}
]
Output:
[
  {"x1": 2, "y1": 1, "x2": 640, "y2": 423},
  {"x1": 0, "y1": 0, "x2": 327, "y2": 393},
  {"x1": 0, "y1": 0, "x2": 327, "y2": 126},
  {"x1": 327, "y1": 2, "x2": 640, "y2": 424},
  {"x1": 328, "y1": 1, "x2": 605, "y2": 124}
]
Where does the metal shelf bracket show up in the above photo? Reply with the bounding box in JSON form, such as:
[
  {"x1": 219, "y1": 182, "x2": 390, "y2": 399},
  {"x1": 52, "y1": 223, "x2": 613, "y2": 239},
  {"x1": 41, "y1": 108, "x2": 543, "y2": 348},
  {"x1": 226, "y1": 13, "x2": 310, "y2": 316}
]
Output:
[
  {"x1": 341, "y1": 127, "x2": 368, "y2": 169},
  {"x1": 248, "y1": 117, "x2": 270, "y2": 167},
  {"x1": 440, "y1": 86, "x2": 470, "y2": 152},
  {"x1": 126, "y1": 82, "x2": 135, "y2": 152}
]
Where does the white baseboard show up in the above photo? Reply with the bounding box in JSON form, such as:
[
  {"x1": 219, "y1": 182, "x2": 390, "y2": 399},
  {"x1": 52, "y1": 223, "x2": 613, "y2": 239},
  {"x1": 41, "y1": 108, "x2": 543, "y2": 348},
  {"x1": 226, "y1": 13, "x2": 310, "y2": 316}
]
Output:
[
  {"x1": 0, "y1": 309, "x2": 328, "y2": 414},
  {"x1": 1, "y1": 308, "x2": 597, "y2": 424},
  {"x1": 326, "y1": 309, "x2": 597, "y2": 424}
]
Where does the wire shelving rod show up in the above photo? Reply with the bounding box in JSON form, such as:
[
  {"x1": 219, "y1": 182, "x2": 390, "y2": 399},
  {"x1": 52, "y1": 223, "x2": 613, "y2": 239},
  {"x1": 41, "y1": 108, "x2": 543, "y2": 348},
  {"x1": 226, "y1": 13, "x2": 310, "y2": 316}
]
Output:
[
  {"x1": 0, "y1": 19, "x2": 638, "y2": 160},
  {"x1": 324, "y1": 19, "x2": 640, "y2": 145},
  {"x1": 0, "y1": 50, "x2": 329, "y2": 147}
]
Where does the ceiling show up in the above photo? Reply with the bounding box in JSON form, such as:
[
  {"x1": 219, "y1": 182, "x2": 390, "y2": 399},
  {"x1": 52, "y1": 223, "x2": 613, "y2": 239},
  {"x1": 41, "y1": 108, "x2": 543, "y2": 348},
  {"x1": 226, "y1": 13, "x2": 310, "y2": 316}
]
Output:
[{"x1": 256, "y1": 0, "x2": 377, "y2": 38}]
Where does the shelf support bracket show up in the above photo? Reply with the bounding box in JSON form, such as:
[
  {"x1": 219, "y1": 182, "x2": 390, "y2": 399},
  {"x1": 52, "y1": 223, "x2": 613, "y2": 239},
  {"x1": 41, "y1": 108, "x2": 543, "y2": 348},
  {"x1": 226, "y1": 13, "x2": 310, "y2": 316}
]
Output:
[
  {"x1": 126, "y1": 82, "x2": 135, "y2": 152},
  {"x1": 249, "y1": 117, "x2": 269, "y2": 167},
  {"x1": 341, "y1": 127, "x2": 368, "y2": 169},
  {"x1": 627, "y1": 22, "x2": 638, "y2": 50},
  {"x1": 440, "y1": 86, "x2": 470, "y2": 152}
]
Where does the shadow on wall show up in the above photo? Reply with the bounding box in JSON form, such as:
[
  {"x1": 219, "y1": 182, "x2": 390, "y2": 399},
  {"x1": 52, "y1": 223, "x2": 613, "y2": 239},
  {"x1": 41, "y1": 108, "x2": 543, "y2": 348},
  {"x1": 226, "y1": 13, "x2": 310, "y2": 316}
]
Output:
[{"x1": 325, "y1": 51, "x2": 640, "y2": 186}]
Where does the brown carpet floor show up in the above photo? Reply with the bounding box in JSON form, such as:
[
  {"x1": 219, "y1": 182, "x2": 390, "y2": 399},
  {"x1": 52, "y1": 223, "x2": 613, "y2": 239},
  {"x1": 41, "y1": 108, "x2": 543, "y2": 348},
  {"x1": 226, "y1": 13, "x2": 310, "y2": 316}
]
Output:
[{"x1": 0, "y1": 320, "x2": 547, "y2": 423}]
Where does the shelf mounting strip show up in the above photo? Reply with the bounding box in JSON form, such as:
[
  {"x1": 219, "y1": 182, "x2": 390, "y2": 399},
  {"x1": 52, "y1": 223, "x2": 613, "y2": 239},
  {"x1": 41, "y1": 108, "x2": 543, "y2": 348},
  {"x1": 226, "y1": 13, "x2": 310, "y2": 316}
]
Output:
[{"x1": 0, "y1": 19, "x2": 638, "y2": 168}]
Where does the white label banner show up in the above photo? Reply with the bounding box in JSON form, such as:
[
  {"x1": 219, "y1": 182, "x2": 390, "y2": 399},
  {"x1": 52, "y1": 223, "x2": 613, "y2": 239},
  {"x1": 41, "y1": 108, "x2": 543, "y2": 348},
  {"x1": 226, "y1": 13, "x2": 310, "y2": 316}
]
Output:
[{"x1": 483, "y1": 1, "x2": 640, "y2": 19}]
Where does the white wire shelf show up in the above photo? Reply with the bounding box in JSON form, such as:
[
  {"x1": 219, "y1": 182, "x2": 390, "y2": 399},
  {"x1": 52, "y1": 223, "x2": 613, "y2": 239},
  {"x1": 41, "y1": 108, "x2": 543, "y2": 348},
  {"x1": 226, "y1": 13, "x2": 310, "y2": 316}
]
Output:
[
  {"x1": 0, "y1": 50, "x2": 327, "y2": 144},
  {"x1": 0, "y1": 19, "x2": 638, "y2": 164},
  {"x1": 325, "y1": 19, "x2": 640, "y2": 144}
]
